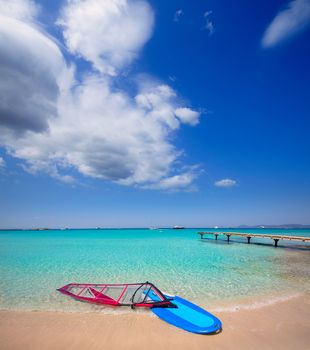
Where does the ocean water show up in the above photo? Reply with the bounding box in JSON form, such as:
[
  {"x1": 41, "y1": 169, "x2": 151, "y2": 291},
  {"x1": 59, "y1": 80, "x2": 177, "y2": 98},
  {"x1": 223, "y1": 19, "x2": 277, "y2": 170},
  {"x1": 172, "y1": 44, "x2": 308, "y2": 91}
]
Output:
[{"x1": 0, "y1": 228, "x2": 309, "y2": 313}]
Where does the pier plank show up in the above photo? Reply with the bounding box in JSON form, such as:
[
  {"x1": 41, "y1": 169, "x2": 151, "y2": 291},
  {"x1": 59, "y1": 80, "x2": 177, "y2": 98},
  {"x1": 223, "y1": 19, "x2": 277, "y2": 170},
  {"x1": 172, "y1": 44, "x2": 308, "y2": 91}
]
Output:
[{"x1": 197, "y1": 231, "x2": 310, "y2": 247}]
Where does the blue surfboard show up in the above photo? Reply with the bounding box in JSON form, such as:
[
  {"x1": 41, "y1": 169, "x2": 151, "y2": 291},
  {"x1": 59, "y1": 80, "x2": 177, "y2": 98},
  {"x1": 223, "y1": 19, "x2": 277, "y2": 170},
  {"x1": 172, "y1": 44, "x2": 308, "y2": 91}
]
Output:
[{"x1": 147, "y1": 290, "x2": 222, "y2": 334}]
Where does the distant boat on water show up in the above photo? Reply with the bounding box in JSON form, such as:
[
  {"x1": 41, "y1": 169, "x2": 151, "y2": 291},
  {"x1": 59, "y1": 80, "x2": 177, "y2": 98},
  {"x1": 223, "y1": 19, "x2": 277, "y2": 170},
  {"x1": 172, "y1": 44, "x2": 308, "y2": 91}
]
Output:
[{"x1": 173, "y1": 226, "x2": 185, "y2": 229}]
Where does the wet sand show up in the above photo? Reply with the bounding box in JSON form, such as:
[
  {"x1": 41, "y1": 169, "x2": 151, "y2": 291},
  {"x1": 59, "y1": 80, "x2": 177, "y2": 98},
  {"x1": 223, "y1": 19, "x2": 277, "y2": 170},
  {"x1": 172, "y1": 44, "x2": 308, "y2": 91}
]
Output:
[{"x1": 0, "y1": 293, "x2": 309, "y2": 350}]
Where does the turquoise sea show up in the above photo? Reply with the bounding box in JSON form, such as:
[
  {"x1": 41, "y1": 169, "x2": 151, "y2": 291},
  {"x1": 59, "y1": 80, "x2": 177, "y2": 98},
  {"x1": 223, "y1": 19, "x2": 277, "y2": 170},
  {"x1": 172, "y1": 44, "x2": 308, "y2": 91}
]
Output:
[{"x1": 0, "y1": 228, "x2": 309, "y2": 313}]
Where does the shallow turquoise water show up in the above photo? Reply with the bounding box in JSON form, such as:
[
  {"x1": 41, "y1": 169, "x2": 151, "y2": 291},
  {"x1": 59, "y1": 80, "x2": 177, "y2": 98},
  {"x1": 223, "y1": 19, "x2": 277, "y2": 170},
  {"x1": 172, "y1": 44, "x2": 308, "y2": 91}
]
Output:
[{"x1": 0, "y1": 228, "x2": 309, "y2": 313}]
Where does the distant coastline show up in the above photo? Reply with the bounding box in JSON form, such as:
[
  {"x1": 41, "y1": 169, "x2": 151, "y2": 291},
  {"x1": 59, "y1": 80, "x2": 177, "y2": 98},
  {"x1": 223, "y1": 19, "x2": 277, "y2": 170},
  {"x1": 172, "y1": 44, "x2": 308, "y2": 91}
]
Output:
[
  {"x1": 1, "y1": 224, "x2": 310, "y2": 231},
  {"x1": 236, "y1": 224, "x2": 310, "y2": 229}
]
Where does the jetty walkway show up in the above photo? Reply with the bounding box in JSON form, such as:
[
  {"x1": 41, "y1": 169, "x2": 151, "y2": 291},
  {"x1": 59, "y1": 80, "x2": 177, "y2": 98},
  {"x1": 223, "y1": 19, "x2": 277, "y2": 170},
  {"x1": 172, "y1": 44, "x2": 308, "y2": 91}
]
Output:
[{"x1": 197, "y1": 231, "x2": 310, "y2": 247}]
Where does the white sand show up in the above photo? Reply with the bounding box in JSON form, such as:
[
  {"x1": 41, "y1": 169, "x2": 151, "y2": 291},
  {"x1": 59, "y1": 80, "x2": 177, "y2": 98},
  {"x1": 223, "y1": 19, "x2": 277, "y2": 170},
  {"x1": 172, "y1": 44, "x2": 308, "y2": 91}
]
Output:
[{"x1": 1, "y1": 293, "x2": 309, "y2": 350}]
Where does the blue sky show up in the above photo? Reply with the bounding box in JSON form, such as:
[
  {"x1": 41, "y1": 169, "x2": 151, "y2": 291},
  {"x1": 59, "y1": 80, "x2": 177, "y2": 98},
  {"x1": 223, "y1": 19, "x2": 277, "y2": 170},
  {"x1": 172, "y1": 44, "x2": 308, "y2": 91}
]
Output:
[{"x1": 0, "y1": 0, "x2": 309, "y2": 228}]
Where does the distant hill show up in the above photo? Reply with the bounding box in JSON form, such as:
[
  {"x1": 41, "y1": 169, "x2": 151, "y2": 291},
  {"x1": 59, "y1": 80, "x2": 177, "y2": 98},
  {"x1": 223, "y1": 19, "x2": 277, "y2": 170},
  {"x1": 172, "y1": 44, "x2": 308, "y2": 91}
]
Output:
[{"x1": 237, "y1": 224, "x2": 310, "y2": 229}]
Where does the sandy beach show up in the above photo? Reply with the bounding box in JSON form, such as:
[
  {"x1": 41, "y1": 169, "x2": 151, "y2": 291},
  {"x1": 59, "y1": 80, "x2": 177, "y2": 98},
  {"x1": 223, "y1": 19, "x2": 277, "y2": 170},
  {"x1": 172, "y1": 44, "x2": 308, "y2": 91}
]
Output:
[{"x1": 1, "y1": 293, "x2": 309, "y2": 350}]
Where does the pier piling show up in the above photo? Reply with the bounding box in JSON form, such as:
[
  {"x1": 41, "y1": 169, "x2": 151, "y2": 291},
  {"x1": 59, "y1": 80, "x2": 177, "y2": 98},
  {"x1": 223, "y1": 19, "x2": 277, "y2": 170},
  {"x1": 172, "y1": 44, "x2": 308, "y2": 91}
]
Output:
[
  {"x1": 274, "y1": 239, "x2": 279, "y2": 247},
  {"x1": 197, "y1": 231, "x2": 310, "y2": 248}
]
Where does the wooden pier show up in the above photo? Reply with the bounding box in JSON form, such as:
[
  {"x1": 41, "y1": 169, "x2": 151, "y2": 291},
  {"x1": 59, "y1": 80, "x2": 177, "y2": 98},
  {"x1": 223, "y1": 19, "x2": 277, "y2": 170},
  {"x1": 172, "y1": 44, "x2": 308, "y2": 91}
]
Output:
[{"x1": 197, "y1": 231, "x2": 310, "y2": 247}]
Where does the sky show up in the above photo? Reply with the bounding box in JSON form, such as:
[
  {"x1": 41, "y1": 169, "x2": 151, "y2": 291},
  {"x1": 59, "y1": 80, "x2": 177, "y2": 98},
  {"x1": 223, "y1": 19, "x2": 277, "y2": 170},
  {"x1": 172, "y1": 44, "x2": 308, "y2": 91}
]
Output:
[{"x1": 0, "y1": 0, "x2": 309, "y2": 228}]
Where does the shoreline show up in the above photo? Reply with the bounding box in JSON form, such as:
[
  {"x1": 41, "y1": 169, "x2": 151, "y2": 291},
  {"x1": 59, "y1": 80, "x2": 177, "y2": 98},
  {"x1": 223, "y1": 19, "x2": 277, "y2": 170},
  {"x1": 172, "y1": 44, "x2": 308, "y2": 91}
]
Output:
[
  {"x1": 1, "y1": 293, "x2": 309, "y2": 350},
  {"x1": 210, "y1": 290, "x2": 305, "y2": 313},
  {"x1": 0, "y1": 289, "x2": 305, "y2": 314}
]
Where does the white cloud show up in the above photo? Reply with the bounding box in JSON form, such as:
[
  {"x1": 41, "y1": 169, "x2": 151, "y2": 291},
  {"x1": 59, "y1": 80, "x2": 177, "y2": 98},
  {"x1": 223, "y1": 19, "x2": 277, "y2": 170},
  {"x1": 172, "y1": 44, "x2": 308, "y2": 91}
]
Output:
[
  {"x1": 0, "y1": 0, "x2": 201, "y2": 191},
  {"x1": 174, "y1": 9, "x2": 183, "y2": 22},
  {"x1": 0, "y1": 0, "x2": 38, "y2": 22},
  {"x1": 144, "y1": 169, "x2": 198, "y2": 191},
  {"x1": 204, "y1": 10, "x2": 215, "y2": 36},
  {"x1": 135, "y1": 84, "x2": 200, "y2": 129},
  {"x1": 262, "y1": 0, "x2": 310, "y2": 48},
  {"x1": 214, "y1": 179, "x2": 237, "y2": 188},
  {"x1": 0, "y1": 6, "x2": 68, "y2": 134},
  {"x1": 175, "y1": 108, "x2": 200, "y2": 126},
  {"x1": 0, "y1": 157, "x2": 5, "y2": 168},
  {"x1": 5, "y1": 75, "x2": 199, "y2": 187},
  {"x1": 58, "y1": 0, "x2": 154, "y2": 76}
]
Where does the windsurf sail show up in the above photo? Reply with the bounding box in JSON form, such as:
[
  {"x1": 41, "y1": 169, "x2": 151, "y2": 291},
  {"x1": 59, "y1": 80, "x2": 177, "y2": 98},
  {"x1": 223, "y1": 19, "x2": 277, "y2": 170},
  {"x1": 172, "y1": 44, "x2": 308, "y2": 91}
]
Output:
[
  {"x1": 58, "y1": 281, "x2": 222, "y2": 334},
  {"x1": 57, "y1": 281, "x2": 175, "y2": 308}
]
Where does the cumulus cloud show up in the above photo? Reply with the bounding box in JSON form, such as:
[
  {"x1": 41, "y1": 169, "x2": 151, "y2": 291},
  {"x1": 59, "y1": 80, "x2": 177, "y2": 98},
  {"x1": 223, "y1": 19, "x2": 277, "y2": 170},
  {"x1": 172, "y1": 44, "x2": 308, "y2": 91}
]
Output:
[
  {"x1": 5, "y1": 75, "x2": 199, "y2": 186},
  {"x1": 175, "y1": 108, "x2": 200, "y2": 126},
  {"x1": 144, "y1": 168, "x2": 198, "y2": 191},
  {"x1": 0, "y1": 5, "x2": 67, "y2": 134},
  {"x1": 214, "y1": 179, "x2": 237, "y2": 188},
  {"x1": 204, "y1": 10, "x2": 215, "y2": 36},
  {"x1": 0, "y1": 0, "x2": 38, "y2": 21},
  {"x1": 0, "y1": 0, "x2": 200, "y2": 190},
  {"x1": 58, "y1": 0, "x2": 154, "y2": 76},
  {"x1": 135, "y1": 84, "x2": 200, "y2": 129},
  {"x1": 262, "y1": 0, "x2": 310, "y2": 48},
  {"x1": 0, "y1": 0, "x2": 201, "y2": 190},
  {"x1": 173, "y1": 9, "x2": 183, "y2": 22}
]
